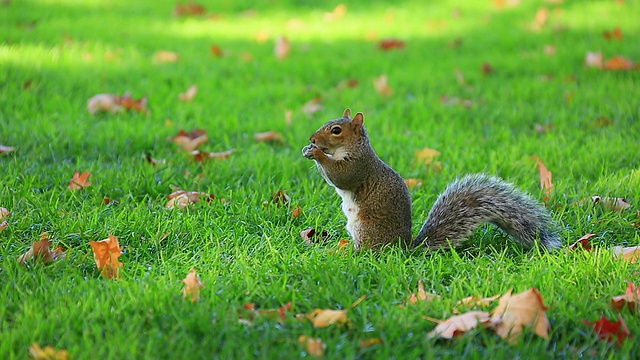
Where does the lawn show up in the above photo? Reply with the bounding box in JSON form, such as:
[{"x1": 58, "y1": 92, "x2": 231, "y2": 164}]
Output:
[{"x1": 1, "y1": 0, "x2": 639, "y2": 358}]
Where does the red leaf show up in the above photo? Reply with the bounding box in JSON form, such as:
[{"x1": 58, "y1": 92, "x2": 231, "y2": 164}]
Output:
[
  {"x1": 568, "y1": 233, "x2": 596, "y2": 251},
  {"x1": 583, "y1": 314, "x2": 631, "y2": 346},
  {"x1": 603, "y1": 27, "x2": 623, "y2": 40},
  {"x1": 378, "y1": 39, "x2": 405, "y2": 51}
]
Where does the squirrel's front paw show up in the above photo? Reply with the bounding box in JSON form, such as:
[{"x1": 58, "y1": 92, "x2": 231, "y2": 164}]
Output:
[{"x1": 302, "y1": 144, "x2": 318, "y2": 159}]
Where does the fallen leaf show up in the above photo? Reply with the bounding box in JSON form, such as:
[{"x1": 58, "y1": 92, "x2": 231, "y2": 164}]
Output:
[
  {"x1": 612, "y1": 246, "x2": 640, "y2": 264},
  {"x1": 373, "y1": 75, "x2": 393, "y2": 97},
  {"x1": 165, "y1": 189, "x2": 215, "y2": 209},
  {"x1": 440, "y1": 95, "x2": 474, "y2": 108},
  {"x1": 335, "y1": 79, "x2": 359, "y2": 91},
  {"x1": 182, "y1": 268, "x2": 204, "y2": 302},
  {"x1": 490, "y1": 288, "x2": 550, "y2": 344},
  {"x1": 603, "y1": 56, "x2": 635, "y2": 71},
  {"x1": 29, "y1": 342, "x2": 68, "y2": 360},
  {"x1": 481, "y1": 62, "x2": 494, "y2": 75},
  {"x1": 302, "y1": 98, "x2": 324, "y2": 117},
  {"x1": 285, "y1": 109, "x2": 294, "y2": 125},
  {"x1": 568, "y1": 233, "x2": 596, "y2": 251},
  {"x1": 531, "y1": 155, "x2": 553, "y2": 200},
  {"x1": 174, "y1": 1, "x2": 206, "y2": 17},
  {"x1": 102, "y1": 197, "x2": 119, "y2": 205},
  {"x1": 544, "y1": 45, "x2": 557, "y2": 56},
  {"x1": 255, "y1": 29, "x2": 270, "y2": 43},
  {"x1": 0, "y1": 144, "x2": 15, "y2": 154},
  {"x1": 298, "y1": 335, "x2": 325, "y2": 357},
  {"x1": 17, "y1": 232, "x2": 66, "y2": 265},
  {"x1": 529, "y1": 7, "x2": 549, "y2": 31},
  {"x1": 68, "y1": 171, "x2": 92, "y2": 191},
  {"x1": 611, "y1": 282, "x2": 640, "y2": 312},
  {"x1": 591, "y1": 196, "x2": 631, "y2": 212},
  {"x1": 210, "y1": 44, "x2": 223, "y2": 57},
  {"x1": 178, "y1": 85, "x2": 198, "y2": 102},
  {"x1": 583, "y1": 314, "x2": 631, "y2": 346},
  {"x1": 404, "y1": 178, "x2": 423, "y2": 189},
  {"x1": 306, "y1": 295, "x2": 365, "y2": 328},
  {"x1": 300, "y1": 227, "x2": 330, "y2": 246},
  {"x1": 415, "y1": 148, "x2": 441, "y2": 166},
  {"x1": 254, "y1": 131, "x2": 283, "y2": 143},
  {"x1": 534, "y1": 123, "x2": 554, "y2": 134},
  {"x1": 603, "y1": 27, "x2": 623, "y2": 40},
  {"x1": 359, "y1": 338, "x2": 384, "y2": 349},
  {"x1": 116, "y1": 93, "x2": 149, "y2": 114},
  {"x1": 585, "y1": 52, "x2": 604, "y2": 69},
  {"x1": 292, "y1": 206, "x2": 303, "y2": 218},
  {"x1": 240, "y1": 302, "x2": 292, "y2": 324},
  {"x1": 275, "y1": 36, "x2": 290, "y2": 60},
  {"x1": 0, "y1": 207, "x2": 10, "y2": 220},
  {"x1": 144, "y1": 153, "x2": 166, "y2": 166},
  {"x1": 0, "y1": 221, "x2": 7, "y2": 231},
  {"x1": 338, "y1": 239, "x2": 350, "y2": 250},
  {"x1": 427, "y1": 311, "x2": 491, "y2": 339},
  {"x1": 88, "y1": 234, "x2": 123, "y2": 279},
  {"x1": 324, "y1": 3, "x2": 347, "y2": 21},
  {"x1": 378, "y1": 39, "x2": 405, "y2": 51},
  {"x1": 455, "y1": 294, "x2": 501, "y2": 312},
  {"x1": 593, "y1": 116, "x2": 613, "y2": 128},
  {"x1": 169, "y1": 129, "x2": 208, "y2": 152},
  {"x1": 407, "y1": 280, "x2": 439, "y2": 305},
  {"x1": 153, "y1": 50, "x2": 180, "y2": 63},
  {"x1": 87, "y1": 94, "x2": 123, "y2": 114},
  {"x1": 191, "y1": 149, "x2": 236, "y2": 162}
]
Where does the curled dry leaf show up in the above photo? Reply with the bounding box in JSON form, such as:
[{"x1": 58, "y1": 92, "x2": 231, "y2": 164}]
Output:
[
  {"x1": 591, "y1": 196, "x2": 631, "y2": 212},
  {"x1": 0, "y1": 144, "x2": 16, "y2": 154},
  {"x1": 89, "y1": 234, "x2": 123, "y2": 279},
  {"x1": 17, "y1": 232, "x2": 66, "y2": 265},
  {"x1": 153, "y1": 50, "x2": 180, "y2": 63},
  {"x1": 489, "y1": 288, "x2": 550, "y2": 344},
  {"x1": 191, "y1": 149, "x2": 236, "y2": 162},
  {"x1": 335, "y1": 79, "x2": 359, "y2": 91},
  {"x1": 275, "y1": 36, "x2": 290, "y2": 60},
  {"x1": 298, "y1": 335, "x2": 325, "y2": 357},
  {"x1": 117, "y1": 93, "x2": 149, "y2": 113},
  {"x1": 178, "y1": 85, "x2": 198, "y2": 102},
  {"x1": 531, "y1": 155, "x2": 553, "y2": 200},
  {"x1": 404, "y1": 178, "x2": 423, "y2": 189},
  {"x1": 182, "y1": 268, "x2": 205, "y2": 302},
  {"x1": 169, "y1": 129, "x2": 208, "y2": 152},
  {"x1": 29, "y1": 342, "x2": 69, "y2": 360},
  {"x1": 269, "y1": 190, "x2": 290, "y2": 207},
  {"x1": 302, "y1": 98, "x2": 324, "y2": 117},
  {"x1": 359, "y1": 338, "x2": 384, "y2": 349},
  {"x1": 338, "y1": 239, "x2": 351, "y2": 250},
  {"x1": 481, "y1": 62, "x2": 494, "y2": 75},
  {"x1": 87, "y1": 94, "x2": 123, "y2": 115},
  {"x1": 378, "y1": 38, "x2": 405, "y2": 51},
  {"x1": 603, "y1": 56, "x2": 635, "y2": 71},
  {"x1": 144, "y1": 153, "x2": 166, "y2": 166},
  {"x1": 406, "y1": 280, "x2": 440, "y2": 305},
  {"x1": 210, "y1": 44, "x2": 223, "y2": 57},
  {"x1": 373, "y1": 75, "x2": 393, "y2": 97},
  {"x1": 603, "y1": 27, "x2": 623, "y2": 41},
  {"x1": 306, "y1": 295, "x2": 365, "y2": 328},
  {"x1": 240, "y1": 302, "x2": 292, "y2": 324},
  {"x1": 300, "y1": 227, "x2": 330, "y2": 246},
  {"x1": 568, "y1": 233, "x2": 596, "y2": 251},
  {"x1": 583, "y1": 314, "x2": 631, "y2": 346},
  {"x1": 610, "y1": 282, "x2": 640, "y2": 312},
  {"x1": 291, "y1": 206, "x2": 303, "y2": 218},
  {"x1": 165, "y1": 189, "x2": 215, "y2": 209},
  {"x1": 255, "y1": 131, "x2": 283, "y2": 143},
  {"x1": 0, "y1": 221, "x2": 7, "y2": 232},
  {"x1": 174, "y1": 1, "x2": 206, "y2": 17},
  {"x1": 454, "y1": 294, "x2": 501, "y2": 313},
  {"x1": 612, "y1": 246, "x2": 640, "y2": 264},
  {"x1": 415, "y1": 148, "x2": 441, "y2": 166},
  {"x1": 68, "y1": 171, "x2": 92, "y2": 191},
  {"x1": 0, "y1": 207, "x2": 10, "y2": 221},
  {"x1": 427, "y1": 311, "x2": 491, "y2": 339}
]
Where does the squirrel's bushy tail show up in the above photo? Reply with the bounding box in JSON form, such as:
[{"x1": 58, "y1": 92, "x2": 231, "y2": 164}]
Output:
[{"x1": 413, "y1": 174, "x2": 561, "y2": 251}]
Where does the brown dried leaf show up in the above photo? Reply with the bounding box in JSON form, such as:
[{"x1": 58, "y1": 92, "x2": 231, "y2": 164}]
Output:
[
  {"x1": 603, "y1": 56, "x2": 635, "y2": 71},
  {"x1": 490, "y1": 288, "x2": 550, "y2": 344},
  {"x1": 568, "y1": 233, "x2": 596, "y2": 251},
  {"x1": 182, "y1": 268, "x2": 205, "y2": 302},
  {"x1": 427, "y1": 311, "x2": 491, "y2": 339},
  {"x1": 165, "y1": 189, "x2": 214, "y2": 209},
  {"x1": 178, "y1": 85, "x2": 198, "y2": 102},
  {"x1": 404, "y1": 178, "x2": 423, "y2": 189},
  {"x1": 174, "y1": 1, "x2": 206, "y2": 17},
  {"x1": 87, "y1": 94, "x2": 123, "y2": 115},
  {"x1": 603, "y1": 27, "x2": 623, "y2": 40},
  {"x1": 612, "y1": 246, "x2": 640, "y2": 264},
  {"x1": 254, "y1": 131, "x2": 283, "y2": 143},
  {"x1": 306, "y1": 295, "x2": 365, "y2": 328},
  {"x1": 407, "y1": 280, "x2": 439, "y2": 304},
  {"x1": 144, "y1": 153, "x2": 166, "y2": 166},
  {"x1": 0, "y1": 207, "x2": 10, "y2": 221},
  {"x1": 455, "y1": 294, "x2": 501, "y2": 312},
  {"x1": 116, "y1": 93, "x2": 149, "y2": 113},
  {"x1": 88, "y1": 234, "x2": 122, "y2": 279},
  {"x1": 359, "y1": 338, "x2": 384, "y2": 349},
  {"x1": 300, "y1": 227, "x2": 330, "y2": 246},
  {"x1": 169, "y1": 129, "x2": 208, "y2": 152},
  {"x1": 29, "y1": 342, "x2": 68, "y2": 360},
  {"x1": 275, "y1": 36, "x2": 290, "y2": 60},
  {"x1": 298, "y1": 335, "x2": 325, "y2": 357},
  {"x1": 17, "y1": 232, "x2": 66, "y2": 265},
  {"x1": 531, "y1": 155, "x2": 553, "y2": 199},
  {"x1": 611, "y1": 282, "x2": 640, "y2": 312},
  {"x1": 68, "y1": 171, "x2": 92, "y2": 191},
  {"x1": 153, "y1": 50, "x2": 180, "y2": 63},
  {"x1": 415, "y1": 148, "x2": 441, "y2": 166},
  {"x1": 191, "y1": 149, "x2": 236, "y2": 162},
  {"x1": 378, "y1": 39, "x2": 405, "y2": 51},
  {"x1": 373, "y1": 74, "x2": 393, "y2": 97},
  {"x1": 592, "y1": 196, "x2": 631, "y2": 212},
  {"x1": 291, "y1": 206, "x2": 303, "y2": 218}
]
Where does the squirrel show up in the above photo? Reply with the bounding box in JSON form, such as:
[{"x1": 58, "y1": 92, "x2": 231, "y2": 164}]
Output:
[{"x1": 301, "y1": 109, "x2": 562, "y2": 251}]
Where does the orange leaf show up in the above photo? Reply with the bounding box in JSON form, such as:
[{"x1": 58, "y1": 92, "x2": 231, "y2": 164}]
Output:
[
  {"x1": 275, "y1": 36, "x2": 290, "y2": 60},
  {"x1": 174, "y1": 1, "x2": 206, "y2": 17},
  {"x1": 415, "y1": 148, "x2": 441, "y2": 166},
  {"x1": 291, "y1": 206, "x2": 303, "y2": 218},
  {"x1": 358, "y1": 338, "x2": 384, "y2": 349},
  {"x1": 603, "y1": 27, "x2": 623, "y2": 40},
  {"x1": 88, "y1": 234, "x2": 123, "y2": 279},
  {"x1": 116, "y1": 93, "x2": 148, "y2": 113},
  {"x1": 583, "y1": 314, "x2": 631, "y2": 346},
  {"x1": 568, "y1": 233, "x2": 596, "y2": 251},
  {"x1": 612, "y1": 246, "x2": 640, "y2": 263},
  {"x1": 427, "y1": 311, "x2": 491, "y2": 339},
  {"x1": 404, "y1": 178, "x2": 423, "y2": 189},
  {"x1": 489, "y1": 288, "x2": 550, "y2": 344},
  {"x1": 254, "y1": 131, "x2": 283, "y2": 143},
  {"x1": 153, "y1": 50, "x2": 180, "y2": 63},
  {"x1": 298, "y1": 335, "x2": 325, "y2": 357},
  {"x1": 29, "y1": 342, "x2": 68, "y2": 360},
  {"x1": 338, "y1": 239, "x2": 351, "y2": 249},
  {"x1": 169, "y1": 128, "x2": 208, "y2": 152},
  {"x1": 0, "y1": 144, "x2": 16, "y2": 154},
  {"x1": 17, "y1": 232, "x2": 66, "y2": 265},
  {"x1": 68, "y1": 171, "x2": 92, "y2": 191},
  {"x1": 603, "y1": 56, "x2": 635, "y2": 71},
  {"x1": 306, "y1": 295, "x2": 365, "y2": 328},
  {"x1": 373, "y1": 74, "x2": 393, "y2": 97},
  {"x1": 610, "y1": 282, "x2": 640, "y2": 312},
  {"x1": 182, "y1": 268, "x2": 205, "y2": 302},
  {"x1": 531, "y1": 155, "x2": 554, "y2": 199},
  {"x1": 191, "y1": 149, "x2": 236, "y2": 162},
  {"x1": 165, "y1": 189, "x2": 214, "y2": 209},
  {"x1": 378, "y1": 39, "x2": 405, "y2": 51},
  {"x1": 178, "y1": 85, "x2": 198, "y2": 102},
  {"x1": 210, "y1": 44, "x2": 223, "y2": 57},
  {"x1": 591, "y1": 196, "x2": 631, "y2": 212},
  {"x1": 406, "y1": 280, "x2": 439, "y2": 305}
]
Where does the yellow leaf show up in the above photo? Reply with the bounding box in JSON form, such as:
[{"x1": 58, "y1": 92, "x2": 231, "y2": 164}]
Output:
[
  {"x1": 29, "y1": 342, "x2": 68, "y2": 360},
  {"x1": 178, "y1": 85, "x2": 198, "y2": 102},
  {"x1": 298, "y1": 335, "x2": 325, "y2": 357},
  {"x1": 153, "y1": 50, "x2": 180, "y2": 63},
  {"x1": 182, "y1": 268, "x2": 205, "y2": 302},
  {"x1": 489, "y1": 288, "x2": 550, "y2": 344}
]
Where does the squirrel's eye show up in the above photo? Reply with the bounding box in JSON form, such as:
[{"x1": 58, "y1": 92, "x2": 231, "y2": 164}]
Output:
[{"x1": 331, "y1": 126, "x2": 342, "y2": 135}]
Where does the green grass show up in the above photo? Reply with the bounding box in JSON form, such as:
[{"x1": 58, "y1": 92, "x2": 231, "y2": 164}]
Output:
[{"x1": 1, "y1": 0, "x2": 640, "y2": 358}]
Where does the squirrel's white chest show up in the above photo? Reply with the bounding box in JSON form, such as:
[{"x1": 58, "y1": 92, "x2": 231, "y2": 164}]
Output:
[{"x1": 335, "y1": 188, "x2": 360, "y2": 244}]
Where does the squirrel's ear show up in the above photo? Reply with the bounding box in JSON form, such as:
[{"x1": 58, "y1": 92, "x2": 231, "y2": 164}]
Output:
[
  {"x1": 352, "y1": 112, "x2": 364, "y2": 127},
  {"x1": 343, "y1": 108, "x2": 351, "y2": 119}
]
